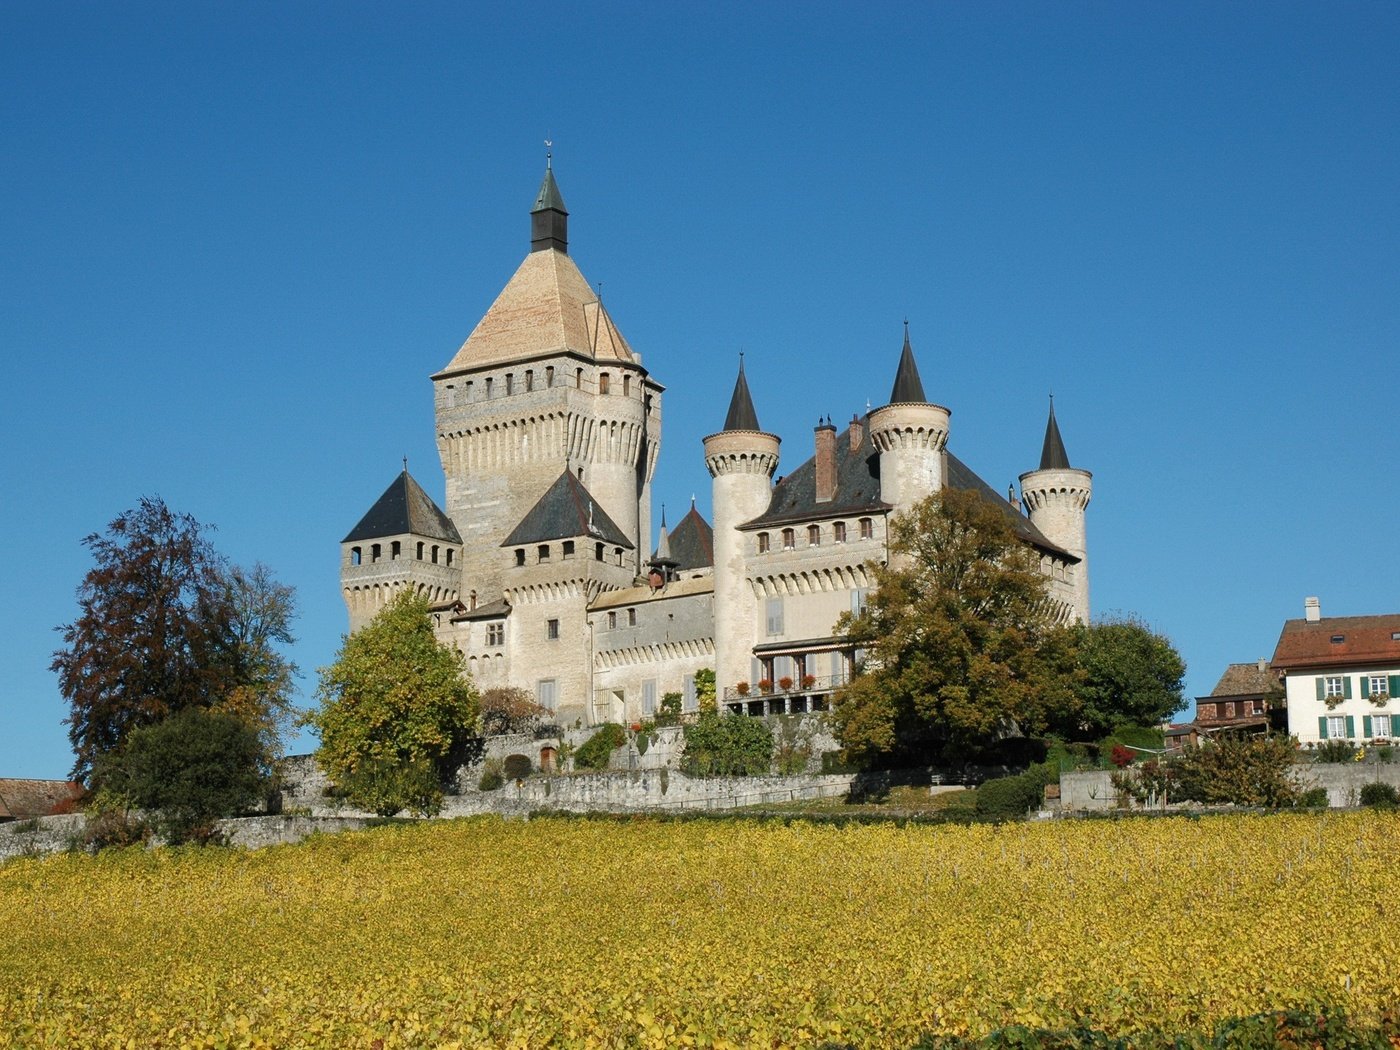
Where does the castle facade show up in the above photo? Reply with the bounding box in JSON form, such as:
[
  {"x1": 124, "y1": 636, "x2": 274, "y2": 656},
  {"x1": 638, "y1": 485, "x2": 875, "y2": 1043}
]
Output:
[{"x1": 340, "y1": 168, "x2": 1091, "y2": 726}]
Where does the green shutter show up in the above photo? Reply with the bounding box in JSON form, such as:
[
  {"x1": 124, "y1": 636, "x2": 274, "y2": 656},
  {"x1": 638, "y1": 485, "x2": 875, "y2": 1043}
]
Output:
[
  {"x1": 1362, "y1": 676, "x2": 1372, "y2": 699},
  {"x1": 1316, "y1": 678, "x2": 1327, "y2": 701},
  {"x1": 1319, "y1": 716, "x2": 1329, "y2": 739},
  {"x1": 1346, "y1": 715, "x2": 1356, "y2": 738},
  {"x1": 1344, "y1": 676, "x2": 1354, "y2": 699},
  {"x1": 1390, "y1": 675, "x2": 1400, "y2": 697},
  {"x1": 1364, "y1": 715, "x2": 1373, "y2": 737}
]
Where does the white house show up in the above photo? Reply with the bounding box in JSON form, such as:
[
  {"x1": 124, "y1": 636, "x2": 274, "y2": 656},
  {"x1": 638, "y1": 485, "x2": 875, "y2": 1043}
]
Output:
[{"x1": 1272, "y1": 597, "x2": 1400, "y2": 745}]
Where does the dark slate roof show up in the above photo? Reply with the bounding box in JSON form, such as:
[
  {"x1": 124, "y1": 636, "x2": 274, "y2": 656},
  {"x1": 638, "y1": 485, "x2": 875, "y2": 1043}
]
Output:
[
  {"x1": 1204, "y1": 662, "x2": 1280, "y2": 699},
  {"x1": 1272, "y1": 614, "x2": 1400, "y2": 671},
  {"x1": 532, "y1": 167, "x2": 568, "y2": 214},
  {"x1": 744, "y1": 422, "x2": 1074, "y2": 560},
  {"x1": 1039, "y1": 400, "x2": 1071, "y2": 469},
  {"x1": 452, "y1": 599, "x2": 512, "y2": 622},
  {"x1": 889, "y1": 327, "x2": 928, "y2": 404},
  {"x1": 667, "y1": 504, "x2": 714, "y2": 570},
  {"x1": 722, "y1": 361, "x2": 761, "y2": 432},
  {"x1": 343, "y1": 470, "x2": 463, "y2": 544},
  {"x1": 0, "y1": 779, "x2": 83, "y2": 820},
  {"x1": 501, "y1": 471, "x2": 634, "y2": 549}
]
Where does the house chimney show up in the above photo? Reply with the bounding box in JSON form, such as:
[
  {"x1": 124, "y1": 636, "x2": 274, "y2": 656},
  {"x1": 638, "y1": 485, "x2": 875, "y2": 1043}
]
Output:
[
  {"x1": 848, "y1": 413, "x2": 864, "y2": 452},
  {"x1": 815, "y1": 418, "x2": 838, "y2": 503},
  {"x1": 1305, "y1": 596, "x2": 1321, "y2": 623}
]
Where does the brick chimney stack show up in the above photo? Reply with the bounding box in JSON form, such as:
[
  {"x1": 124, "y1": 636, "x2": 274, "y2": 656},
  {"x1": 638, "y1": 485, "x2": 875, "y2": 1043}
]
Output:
[
  {"x1": 815, "y1": 418, "x2": 838, "y2": 503},
  {"x1": 848, "y1": 413, "x2": 864, "y2": 452}
]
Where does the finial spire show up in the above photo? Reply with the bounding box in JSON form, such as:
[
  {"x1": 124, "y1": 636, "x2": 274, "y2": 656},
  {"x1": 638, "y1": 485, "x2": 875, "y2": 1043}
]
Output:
[
  {"x1": 1038, "y1": 395, "x2": 1071, "y2": 469},
  {"x1": 722, "y1": 355, "x2": 761, "y2": 432},
  {"x1": 889, "y1": 323, "x2": 927, "y2": 404},
  {"x1": 402, "y1": 455, "x2": 408, "y2": 473},
  {"x1": 545, "y1": 137, "x2": 552, "y2": 169}
]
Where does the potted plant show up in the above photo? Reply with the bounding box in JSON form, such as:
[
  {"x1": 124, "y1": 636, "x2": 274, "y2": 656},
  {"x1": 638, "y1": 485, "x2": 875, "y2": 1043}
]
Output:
[
  {"x1": 778, "y1": 676, "x2": 794, "y2": 692},
  {"x1": 758, "y1": 678, "x2": 773, "y2": 694},
  {"x1": 802, "y1": 674, "x2": 816, "y2": 689},
  {"x1": 735, "y1": 681, "x2": 750, "y2": 697}
]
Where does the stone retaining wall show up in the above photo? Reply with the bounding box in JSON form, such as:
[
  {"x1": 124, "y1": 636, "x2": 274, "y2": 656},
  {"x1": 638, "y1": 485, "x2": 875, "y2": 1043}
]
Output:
[{"x1": 1059, "y1": 762, "x2": 1400, "y2": 813}]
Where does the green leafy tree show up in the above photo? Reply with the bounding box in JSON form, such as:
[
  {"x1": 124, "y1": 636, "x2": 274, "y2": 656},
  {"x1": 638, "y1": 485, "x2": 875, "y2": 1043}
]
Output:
[
  {"x1": 681, "y1": 712, "x2": 773, "y2": 776},
  {"x1": 1058, "y1": 616, "x2": 1186, "y2": 739},
  {"x1": 53, "y1": 497, "x2": 299, "y2": 784},
  {"x1": 309, "y1": 590, "x2": 479, "y2": 816},
  {"x1": 94, "y1": 706, "x2": 267, "y2": 843},
  {"x1": 1171, "y1": 735, "x2": 1300, "y2": 807},
  {"x1": 831, "y1": 488, "x2": 1081, "y2": 766}
]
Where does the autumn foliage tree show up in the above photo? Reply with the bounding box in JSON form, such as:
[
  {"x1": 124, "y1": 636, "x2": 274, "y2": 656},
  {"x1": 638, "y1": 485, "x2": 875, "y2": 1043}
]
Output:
[
  {"x1": 52, "y1": 497, "x2": 299, "y2": 785},
  {"x1": 831, "y1": 488, "x2": 1080, "y2": 767},
  {"x1": 309, "y1": 589, "x2": 480, "y2": 816}
]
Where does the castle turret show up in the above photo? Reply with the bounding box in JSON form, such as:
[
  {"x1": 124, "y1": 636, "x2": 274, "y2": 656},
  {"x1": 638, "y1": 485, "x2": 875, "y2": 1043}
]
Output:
[
  {"x1": 866, "y1": 326, "x2": 950, "y2": 507},
  {"x1": 1019, "y1": 399, "x2": 1092, "y2": 620},
  {"x1": 340, "y1": 468, "x2": 464, "y2": 631},
  {"x1": 704, "y1": 360, "x2": 780, "y2": 696}
]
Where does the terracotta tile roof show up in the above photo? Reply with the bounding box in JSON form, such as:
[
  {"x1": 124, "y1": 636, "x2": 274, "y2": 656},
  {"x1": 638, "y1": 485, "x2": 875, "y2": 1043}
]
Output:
[
  {"x1": 1271, "y1": 614, "x2": 1400, "y2": 671},
  {"x1": 1204, "y1": 662, "x2": 1280, "y2": 699},
  {"x1": 667, "y1": 505, "x2": 713, "y2": 571},
  {"x1": 0, "y1": 779, "x2": 83, "y2": 821}
]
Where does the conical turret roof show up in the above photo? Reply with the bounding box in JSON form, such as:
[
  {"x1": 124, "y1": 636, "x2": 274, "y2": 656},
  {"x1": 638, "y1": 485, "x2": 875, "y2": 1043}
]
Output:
[
  {"x1": 722, "y1": 359, "x2": 761, "y2": 431},
  {"x1": 1038, "y1": 399, "x2": 1071, "y2": 470},
  {"x1": 343, "y1": 470, "x2": 462, "y2": 544},
  {"x1": 889, "y1": 324, "x2": 928, "y2": 404},
  {"x1": 532, "y1": 167, "x2": 568, "y2": 215}
]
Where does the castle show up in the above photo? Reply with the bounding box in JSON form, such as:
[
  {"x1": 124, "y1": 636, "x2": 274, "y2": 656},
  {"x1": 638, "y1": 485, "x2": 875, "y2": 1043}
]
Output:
[{"x1": 339, "y1": 166, "x2": 1092, "y2": 726}]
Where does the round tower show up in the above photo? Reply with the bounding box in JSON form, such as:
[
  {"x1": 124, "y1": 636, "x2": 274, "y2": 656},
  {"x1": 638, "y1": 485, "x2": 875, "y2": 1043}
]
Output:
[
  {"x1": 704, "y1": 360, "x2": 780, "y2": 697},
  {"x1": 866, "y1": 326, "x2": 950, "y2": 508},
  {"x1": 1019, "y1": 398, "x2": 1092, "y2": 621}
]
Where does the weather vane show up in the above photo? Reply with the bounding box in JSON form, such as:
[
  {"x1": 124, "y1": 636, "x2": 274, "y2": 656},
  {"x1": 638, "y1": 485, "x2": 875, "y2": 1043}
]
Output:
[{"x1": 545, "y1": 138, "x2": 553, "y2": 168}]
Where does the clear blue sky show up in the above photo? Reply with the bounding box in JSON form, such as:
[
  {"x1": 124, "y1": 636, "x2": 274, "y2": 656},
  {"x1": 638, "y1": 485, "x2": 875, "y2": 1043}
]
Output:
[{"x1": 4, "y1": 3, "x2": 1398, "y2": 779}]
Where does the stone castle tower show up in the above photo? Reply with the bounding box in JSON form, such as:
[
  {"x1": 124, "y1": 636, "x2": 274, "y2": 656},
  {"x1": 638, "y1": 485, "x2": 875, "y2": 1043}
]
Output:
[{"x1": 1019, "y1": 399, "x2": 1092, "y2": 619}]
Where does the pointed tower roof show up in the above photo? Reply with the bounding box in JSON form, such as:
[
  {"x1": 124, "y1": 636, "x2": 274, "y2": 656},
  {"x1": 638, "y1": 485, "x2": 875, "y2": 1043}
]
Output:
[
  {"x1": 343, "y1": 470, "x2": 462, "y2": 544},
  {"x1": 530, "y1": 164, "x2": 569, "y2": 253},
  {"x1": 1038, "y1": 398, "x2": 1071, "y2": 470},
  {"x1": 889, "y1": 323, "x2": 928, "y2": 404},
  {"x1": 501, "y1": 471, "x2": 634, "y2": 549},
  {"x1": 722, "y1": 358, "x2": 761, "y2": 431},
  {"x1": 651, "y1": 508, "x2": 674, "y2": 562},
  {"x1": 667, "y1": 502, "x2": 714, "y2": 570}
]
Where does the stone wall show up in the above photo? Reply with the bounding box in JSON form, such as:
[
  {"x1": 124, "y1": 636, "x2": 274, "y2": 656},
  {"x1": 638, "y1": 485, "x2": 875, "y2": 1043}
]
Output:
[
  {"x1": 1058, "y1": 762, "x2": 1400, "y2": 813},
  {"x1": 0, "y1": 814, "x2": 86, "y2": 862}
]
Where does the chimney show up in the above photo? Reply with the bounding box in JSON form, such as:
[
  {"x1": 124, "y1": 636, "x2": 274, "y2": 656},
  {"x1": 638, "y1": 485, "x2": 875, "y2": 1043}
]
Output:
[
  {"x1": 815, "y1": 418, "x2": 837, "y2": 503},
  {"x1": 1305, "y1": 596, "x2": 1321, "y2": 623},
  {"x1": 1257, "y1": 658, "x2": 1268, "y2": 671},
  {"x1": 848, "y1": 413, "x2": 864, "y2": 452}
]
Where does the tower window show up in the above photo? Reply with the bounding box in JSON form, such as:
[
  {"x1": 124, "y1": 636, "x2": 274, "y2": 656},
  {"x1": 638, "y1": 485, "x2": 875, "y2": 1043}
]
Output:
[
  {"x1": 808, "y1": 524, "x2": 821, "y2": 546},
  {"x1": 757, "y1": 532, "x2": 770, "y2": 554},
  {"x1": 576, "y1": 367, "x2": 583, "y2": 389},
  {"x1": 538, "y1": 544, "x2": 550, "y2": 563},
  {"x1": 445, "y1": 384, "x2": 456, "y2": 408},
  {"x1": 416, "y1": 541, "x2": 425, "y2": 560},
  {"x1": 464, "y1": 380, "x2": 473, "y2": 400},
  {"x1": 562, "y1": 540, "x2": 575, "y2": 559},
  {"x1": 623, "y1": 374, "x2": 631, "y2": 396},
  {"x1": 371, "y1": 543, "x2": 382, "y2": 563},
  {"x1": 505, "y1": 373, "x2": 513, "y2": 395},
  {"x1": 546, "y1": 365, "x2": 555, "y2": 387},
  {"x1": 859, "y1": 518, "x2": 873, "y2": 540},
  {"x1": 431, "y1": 545, "x2": 440, "y2": 564},
  {"x1": 765, "y1": 597, "x2": 784, "y2": 636},
  {"x1": 391, "y1": 541, "x2": 401, "y2": 560},
  {"x1": 446, "y1": 549, "x2": 454, "y2": 567},
  {"x1": 628, "y1": 608, "x2": 637, "y2": 627},
  {"x1": 834, "y1": 521, "x2": 847, "y2": 543},
  {"x1": 350, "y1": 546, "x2": 362, "y2": 566},
  {"x1": 614, "y1": 547, "x2": 623, "y2": 565},
  {"x1": 547, "y1": 619, "x2": 560, "y2": 640},
  {"x1": 782, "y1": 529, "x2": 795, "y2": 550},
  {"x1": 524, "y1": 369, "x2": 533, "y2": 391},
  {"x1": 484, "y1": 377, "x2": 493, "y2": 397},
  {"x1": 595, "y1": 542, "x2": 605, "y2": 561},
  {"x1": 487, "y1": 622, "x2": 504, "y2": 646},
  {"x1": 599, "y1": 372, "x2": 611, "y2": 394},
  {"x1": 515, "y1": 548, "x2": 526, "y2": 567},
  {"x1": 607, "y1": 611, "x2": 617, "y2": 629}
]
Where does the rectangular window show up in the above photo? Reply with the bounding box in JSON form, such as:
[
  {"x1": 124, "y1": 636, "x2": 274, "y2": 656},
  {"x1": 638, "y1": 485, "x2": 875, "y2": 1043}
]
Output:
[
  {"x1": 562, "y1": 540, "x2": 575, "y2": 559},
  {"x1": 765, "y1": 597, "x2": 784, "y2": 636},
  {"x1": 833, "y1": 521, "x2": 846, "y2": 543},
  {"x1": 524, "y1": 369, "x2": 534, "y2": 391},
  {"x1": 1368, "y1": 674, "x2": 1389, "y2": 698},
  {"x1": 859, "y1": 517, "x2": 874, "y2": 540},
  {"x1": 782, "y1": 529, "x2": 795, "y2": 550},
  {"x1": 505, "y1": 373, "x2": 513, "y2": 395},
  {"x1": 607, "y1": 611, "x2": 617, "y2": 630},
  {"x1": 1327, "y1": 715, "x2": 1346, "y2": 738},
  {"x1": 487, "y1": 623, "x2": 504, "y2": 646},
  {"x1": 808, "y1": 524, "x2": 821, "y2": 546},
  {"x1": 537, "y1": 679, "x2": 557, "y2": 713},
  {"x1": 642, "y1": 680, "x2": 657, "y2": 715},
  {"x1": 515, "y1": 548, "x2": 526, "y2": 567},
  {"x1": 1324, "y1": 676, "x2": 1345, "y2": 698},
  {"x1": 850, "y1": 587, "x2": 870, "y2": 617},
  {"x1": 599, "y1": 372, "x2": 610, "y2": 394},
  {"x1": 757, "y1": 532, "x2": 770, "y2": 554},
  {"x1": 547, "y1": 619, "x2": 560, "y2": 640},
  {"x1": 683, "y1": 675, "x2": 697, "y2": 712},
  {"x1": 1372, "y1": 714, "x2": 1393, "y2": 738},
  {"x1": 538, "y1": 544, "x2": 550, "y2": 563},
  {"x1": 628, "y1": 608, "x2": 637, "y2": 627}
]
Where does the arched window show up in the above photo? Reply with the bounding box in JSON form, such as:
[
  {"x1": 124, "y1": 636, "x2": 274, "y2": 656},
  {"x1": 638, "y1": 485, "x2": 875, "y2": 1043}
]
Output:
[
  {"x1": 833, "y1": 521, "x2": 847, "y2": 543},
  {"x1": 576, "y1": 367, "x2": 583, "y2": 389},
  {"x1": 781, "y1": 529, "x2": 795, "y2": 550},
  {"x1": 391, "y1": 540, "x2": 401, "y2": 560},
  {"x1": 614, "y1": 547, "x2": 623, "y2": 565},
  {"x1": 515, "y1": 548, "x2": 526, "y2": 567},
  {"x1": 416, "y1": 541, "x2": 425, "y2": 560},
  {"x1": 599, "y1": 372, "x2": 611, "y2": 394},
  {"x1": 431, "y1": 545, "x2": 440, "y2": 564},
  {"x1": 446, "y1": 549, "x2": 454, "y2": 567},
  {"x1": 859, "y1": 518, "x2": 873, "y2": 540},
  {"x1": 622, "y1": 374, "x2": 631, "y2": 396}
]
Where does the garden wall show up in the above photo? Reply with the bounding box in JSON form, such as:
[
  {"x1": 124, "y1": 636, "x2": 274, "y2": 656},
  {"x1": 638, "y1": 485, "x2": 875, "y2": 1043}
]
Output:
[{"x1": 1059, "y1": 763, "x2": 1400, "y2": 813}]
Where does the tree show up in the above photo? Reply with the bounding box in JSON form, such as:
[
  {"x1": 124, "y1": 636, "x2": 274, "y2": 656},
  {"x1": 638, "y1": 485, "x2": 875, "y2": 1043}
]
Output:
[
  {"x1": 831, "y1": 488, "x2": 1081, "y2": 766},
  {"x1": 478, "y1": 686, "x2": 550, "y2": 736},
  {"x1": 94, "y1": 706, "x2": 267, "y2": 843},
  {"x1": 1057, "y1": 616, "x2": 1185, "y2": 739},
  {"x1": 309, "y1": 590, "x2": 480, "y2": 816},
  {"x1": 681, "y1": 712, "x2": 773, "y2": 776},
  {"x1": 52, "y1": 497, "x2": 299, "y2": 784},
  {"x1": 1169, "y1": 735, "x2": 1300, "y2": 808}
]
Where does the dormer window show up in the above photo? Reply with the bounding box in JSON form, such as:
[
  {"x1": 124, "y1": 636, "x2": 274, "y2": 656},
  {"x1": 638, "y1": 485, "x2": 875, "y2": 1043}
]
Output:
[{"x1": 1331, "y1": 635, "x2": 1346, "y2": 644}]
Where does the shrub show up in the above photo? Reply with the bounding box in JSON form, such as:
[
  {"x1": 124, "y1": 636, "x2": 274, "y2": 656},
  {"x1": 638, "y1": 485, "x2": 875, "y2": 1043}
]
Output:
[
  {"x1": 93, "y1": 706, "x2": 267, "y2": 844},
  {"x1": 681, "y1": 712, "x2": 774, "y2": 777},
  {"x1": 339, "y1": 755, "x2": 442, "y2": 817},
  {"x1": 657, "y1": 692, "x2": 683, "y2": 727},
  {"x1": 1313, "y1": 739, "x2": 1355, "y2": 763},
  {"x1": 1296, "y1": 786, "x2": 1330, "y2": 808},
  {"x1": 1360, "y1": 782, "x2": 1400, "y2": 808},
  {"x1": 575, "y1": 723, "x2": 627, "y2": 770},
  {"x1": 479, "y1": 687, "x2": 550, "y2": 736},
  {"x1": 1173, "y1": 735, "x2": 1300, "y2": 808},
  {"x1": 477, "y1": 758, "x2": 504, "y2": 791},
  {"x1": 974, "y1": 762, "x2": 1057, "y2": 819},
  {"x1": 502, "y1": 754, "x2": 532, "y2": 780}
]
